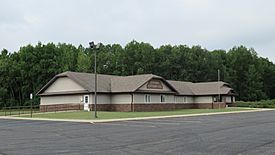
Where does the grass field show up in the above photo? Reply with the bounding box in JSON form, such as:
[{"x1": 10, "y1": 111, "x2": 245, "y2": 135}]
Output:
[
  {"x1": 19, "y1": 107, "x2": 254, "y2": 120},
  {"x1": 0, "y1": 111, "x2": 5, "y2": 116}
]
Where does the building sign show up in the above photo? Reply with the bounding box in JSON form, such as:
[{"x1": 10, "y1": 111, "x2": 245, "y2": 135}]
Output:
[{"x1": 147, "y1": 80, "x2": 163, "y2": 89}]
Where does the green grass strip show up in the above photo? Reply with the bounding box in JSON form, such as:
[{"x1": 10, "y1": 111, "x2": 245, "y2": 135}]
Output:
[{"x1": 18, "y1": 107, "x2": 253, "y2": 120}]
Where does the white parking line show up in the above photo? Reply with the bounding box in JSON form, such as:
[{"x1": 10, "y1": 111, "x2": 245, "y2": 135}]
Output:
[
  {"x1": 144, "y1": 119, "x2": 203, "y2": 124},
  {"x1": 99, "y1": 122, "x2": 156, "y2": 128},
  {"x1": 130, "y1": 121, "x2": 181, "y2": 125}
]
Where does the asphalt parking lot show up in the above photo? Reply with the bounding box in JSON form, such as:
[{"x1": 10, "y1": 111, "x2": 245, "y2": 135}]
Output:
[{"x1": 0, "y1": 110, "x2": 275, "y2": 155}]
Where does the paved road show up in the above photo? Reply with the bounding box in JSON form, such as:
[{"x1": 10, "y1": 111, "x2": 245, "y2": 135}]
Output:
[{"x1": 0, "y1": 111, "x2": 275, "y2": 155}]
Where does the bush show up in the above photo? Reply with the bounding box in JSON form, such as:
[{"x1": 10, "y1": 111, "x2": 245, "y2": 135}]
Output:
[{"x1": 237, "y1": 100, "x2": 275, "y2": 108}]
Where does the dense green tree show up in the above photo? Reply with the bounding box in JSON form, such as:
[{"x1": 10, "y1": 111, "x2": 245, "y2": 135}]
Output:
[
  {"x1": 77, "y1": 45, "x2": 92, "y2": 73},
  {"x1": 1, "y1": 41, "x2": 275, "y2": 108}
]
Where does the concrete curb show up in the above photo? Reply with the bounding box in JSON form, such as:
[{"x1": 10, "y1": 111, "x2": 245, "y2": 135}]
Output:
[
  {"x1": 0, "y1": 116, "x2": 97, "y2": 123},
  {"x1": 0, "y1": 108, "x2": 273, "y2": 123}
]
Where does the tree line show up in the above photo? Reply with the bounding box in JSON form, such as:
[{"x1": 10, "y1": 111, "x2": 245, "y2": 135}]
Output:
[{"x1": 1, "y1": 40, "x2": 275, "y2": 108}]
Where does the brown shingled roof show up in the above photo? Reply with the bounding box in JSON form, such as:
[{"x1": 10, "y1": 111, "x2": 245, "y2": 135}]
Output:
[
  {"x1": 167, "y1": 80, "x2": 194, "y2": 95},
  {"x1": 191, "y1": 82, "x2": 235, "y2": 95},
  {"x1": 111, "y1": 74, "x2": 164, "y2": 92},
  {"x1": 62, "y1": 71, "x2": 114, "y2": 93},
  {"x1": 167, "y1": 80, "x2": 236, "y2": 96},
  {"x1": 37, "y1": 71, "x2": 176, "y2": 95},
  {"x1": 37, "y1": 71, "x2": 236, "y2": 96}
]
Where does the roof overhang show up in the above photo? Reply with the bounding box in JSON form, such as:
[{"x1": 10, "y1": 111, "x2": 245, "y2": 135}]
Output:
[
  {"x1": 135, "y1": 90, "x2": 176, "y2": 94},
  {"x1": 39, "y1": 90, "x2": 89, "y2": 96}
]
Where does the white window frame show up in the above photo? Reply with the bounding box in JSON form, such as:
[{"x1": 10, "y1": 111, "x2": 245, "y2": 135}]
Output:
[
  {"x1": 161, "y1": 95, "x2": 166, "y2": 103},
  {"x1": 144, "y1": 94, "x2": 151, "y2": 103}
]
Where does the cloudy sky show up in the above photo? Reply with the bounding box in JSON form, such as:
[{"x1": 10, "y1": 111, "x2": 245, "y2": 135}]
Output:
[{"x1": 1, "y1": 0, "x2": 275, "y2": 61}]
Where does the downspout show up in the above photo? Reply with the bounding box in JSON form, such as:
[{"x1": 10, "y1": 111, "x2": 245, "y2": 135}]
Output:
[
  {"x1": 219, "y1": 96, "x2": 221, "y2": 109},
  {"x1": 131, "y1": 93, "x2": 134, "y2": 112}
]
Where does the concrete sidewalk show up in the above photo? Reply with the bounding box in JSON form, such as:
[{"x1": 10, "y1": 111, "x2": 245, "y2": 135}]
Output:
[{"x1": 0, "y1": 108, "x2": 273, "y2": 123}]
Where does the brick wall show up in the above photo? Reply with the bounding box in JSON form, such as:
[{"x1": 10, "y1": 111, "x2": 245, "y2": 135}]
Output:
[
  {"x1": 133, "y1": 104, "x2": 175, "y2": 112},
  {"x1": 40, "y1": 103, "x2": 83, "y2": 112},
  {"x1": 89, "y1": 104, "x2": 111, "y2": 111},
  {"x1": 131, "y1": 102, "x2": 226, "y2": 112},
  {"x1": 110, "y1": 104, "x2": 132, "y2": 112},
  {"x1": 40, "y1": 102, "x2": 226, "y2": 112}
]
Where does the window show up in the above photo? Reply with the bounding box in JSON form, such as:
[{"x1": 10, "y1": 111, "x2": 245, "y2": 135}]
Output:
[
  {"x1": 144, "y1": 94, "x2": 151, "y2": 103},
  {"x1": 175, "y1": 97, "x2": 179, "y2": 103},
  {"x1": 161, "y1": 95, "x2": 165, "y2": 103},
  {"x1": 84, "y1": 95, "x2": 89, "y2": 104},
  {"x1": 183, "y1": 97, "x2": 187, "y2": 103},
  {"x1": 175, "y1": 96, "x2": 186, "y2": 103},
  {"x1": 213, "y1": 96, "x2": 217, "y2": 102}
]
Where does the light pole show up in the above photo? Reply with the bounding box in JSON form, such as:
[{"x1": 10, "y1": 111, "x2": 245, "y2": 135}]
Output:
[
  {"x1": 30, "y1": 93, "x2": 33, "y2": 118},
  {"x1": 89, "y1": 41, "x2": 101, "y2": 118},
  {"x1": 218, "y1": 69, "x2": 221, "y2": 109}
]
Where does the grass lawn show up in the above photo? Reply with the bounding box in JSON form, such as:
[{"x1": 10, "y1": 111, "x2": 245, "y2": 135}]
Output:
[
  {"x1": 0, "y1": 111, "x2": 6, "y2": 116},
  {"x1": 19, "y1": 107, "x2": 254, "y2": 120}
]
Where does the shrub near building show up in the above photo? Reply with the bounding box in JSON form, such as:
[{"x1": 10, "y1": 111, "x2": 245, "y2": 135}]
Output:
[{"x1": 237, "y1": 100, "x2": 275, "y2": 108}]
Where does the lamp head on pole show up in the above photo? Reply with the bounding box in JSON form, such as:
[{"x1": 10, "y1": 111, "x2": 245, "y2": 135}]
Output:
[
  {"x1": 89, "y1": 41, "x2": 101, "y2": 49},
  {"x1": 89, "y1": 41, "x2": 95, "y2": 48},
  {"x1": 96, "y1": 43, "x2": 101, "y2": 49}
]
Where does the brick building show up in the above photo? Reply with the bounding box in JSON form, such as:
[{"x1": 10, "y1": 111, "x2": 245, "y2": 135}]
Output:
[{"x1": 37, "y1": 71, "x2": 237, "y2": 112}]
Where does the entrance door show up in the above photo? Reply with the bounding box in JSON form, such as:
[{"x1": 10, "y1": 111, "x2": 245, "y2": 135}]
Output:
[{"x1": 83, "y1": 95, "x2": 90, "y2": 111}]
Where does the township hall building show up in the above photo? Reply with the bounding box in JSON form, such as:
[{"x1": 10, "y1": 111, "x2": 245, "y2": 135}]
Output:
[{"x1": 37, "y1": 71, "x2": 237, "y2": 112}]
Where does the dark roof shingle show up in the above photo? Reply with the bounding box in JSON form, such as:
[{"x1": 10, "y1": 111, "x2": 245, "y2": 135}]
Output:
[{"x1": 37, "y1": 71, "x2": 236, "y2": 96}]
